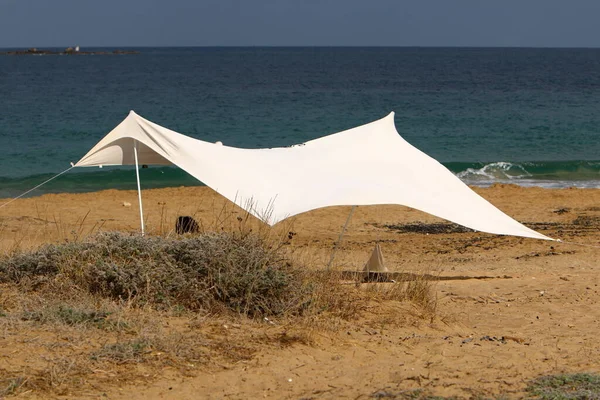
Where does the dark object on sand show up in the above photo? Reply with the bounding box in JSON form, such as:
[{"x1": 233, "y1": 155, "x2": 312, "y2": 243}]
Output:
[
  {"x1": 176, "y1": 216, "x2": 199, "y2": 234},
  {"x1": 382, "y1": 222, "x2": 474, "y2": 234}
]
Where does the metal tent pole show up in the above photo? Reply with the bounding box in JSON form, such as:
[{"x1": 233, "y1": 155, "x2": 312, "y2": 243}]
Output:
[
  {"x1": 326, "y1": 205, "x2": 356, "y2": 271},
  {"x1": 133, "y1": 139, "x2": 145, "y2": 236}
]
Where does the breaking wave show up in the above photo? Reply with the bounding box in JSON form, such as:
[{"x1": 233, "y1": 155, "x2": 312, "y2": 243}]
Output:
[
  {"x1": 448, "y1": 161, "x2": 600, "y2": 188},
  {"x1": 455, "y1": 162, "x2": 532, "y2": 181}
]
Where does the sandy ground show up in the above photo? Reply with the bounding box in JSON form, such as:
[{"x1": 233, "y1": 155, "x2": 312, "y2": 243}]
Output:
[{"x1": 1, "y1": 185, "x2": 600, "y2": 398}]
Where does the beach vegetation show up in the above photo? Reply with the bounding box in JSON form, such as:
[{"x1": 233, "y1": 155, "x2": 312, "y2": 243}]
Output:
[
  {"x1": 91, "y1": 338, "x2": 151, "y2": 364},
  {"x1": 0, "y1": 231, "x2": 315, "y2": 317},
  {"x1": 525, "y1": 373, "x2": 600, "y2": 399},
  {"x1": 20, "y1": 304, "x2": 125, "y2": 330},
  {"x1": 0, "y1": 229, "x2": 438, "y2": 397},
  {"x1": 0, "y1": 231, "x2": 437, "y2": 319}
]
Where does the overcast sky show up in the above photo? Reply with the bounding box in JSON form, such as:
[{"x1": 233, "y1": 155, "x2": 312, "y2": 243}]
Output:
[{"x1": 1, "y1": 0, "x2": 600, "y2": 48}]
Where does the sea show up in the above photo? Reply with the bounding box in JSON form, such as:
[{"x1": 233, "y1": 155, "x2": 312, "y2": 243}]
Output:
[{"x1": 1, "y1": 47, "x2": 600, "y2": 199}]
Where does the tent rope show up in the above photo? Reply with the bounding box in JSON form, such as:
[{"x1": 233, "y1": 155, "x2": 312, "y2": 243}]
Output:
[
  {"x1": 326, "y1": 205, "x2": 357, "y2": 270},
  {"x1": 0, "y1": 165, "x2": 75, "y2": 210}
]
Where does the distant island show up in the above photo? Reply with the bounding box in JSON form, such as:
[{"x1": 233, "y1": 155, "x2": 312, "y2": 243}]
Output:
[{"x1": 1, "y1": 46, "x2": 140, "y2": 56}]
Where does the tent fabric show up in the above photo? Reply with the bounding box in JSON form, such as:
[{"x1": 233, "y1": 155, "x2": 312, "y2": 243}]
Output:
[
  {"x1": 75, "y1": 111, "x2": 553, "y2": 241},
  {"x1": 363, "y1": 244, "x2": 388, "y2": 273}
]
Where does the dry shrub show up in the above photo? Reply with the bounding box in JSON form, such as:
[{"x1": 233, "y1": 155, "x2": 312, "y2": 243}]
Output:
[{"x1": 0, "y1": 231, "x2": 313, "y2": 317}]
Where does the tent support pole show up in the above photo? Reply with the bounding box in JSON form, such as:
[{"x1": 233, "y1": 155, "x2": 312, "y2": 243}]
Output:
[
  {"x1": 326, "y1": 205, "x2": 356, "y2": 271},
  {"x1": 133, "y1": 140, "x2": 145, "y2": 236}
]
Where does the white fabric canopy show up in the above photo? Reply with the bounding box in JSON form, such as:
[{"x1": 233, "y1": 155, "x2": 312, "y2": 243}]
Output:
[{"x1": 75, "y1": 111, "x2": 553, "y2": 241}]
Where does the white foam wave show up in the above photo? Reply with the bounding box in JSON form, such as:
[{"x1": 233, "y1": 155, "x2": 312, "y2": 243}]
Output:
[
  {"x1": 456, "y1": 162, "x2": 532, "y2": 181},
  {"x1": 455, "y1": 162, "x2": 600, "y2": 188}
]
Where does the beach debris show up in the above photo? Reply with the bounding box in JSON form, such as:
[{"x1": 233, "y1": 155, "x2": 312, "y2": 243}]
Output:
[
  {"x1": 175, "y1": 216, "x2": 199, "y2": 234},
  {"x1": 502, "y1": 335, "x2": 526, "y2": 344},
  {"x1": 371, "y1": 390, "x2": 396, "y2": 398},
  {"x1": 553, "y1": 208, "x2": 570, "y2": 214},
  {"x1": 477, "y1": 335, "x2": 526, "y2": 344},
  {"x1": 572, "y1": 215, "x2": 600, "y2": 226},
  {"x1": 516, "y1": 249, "x2": 575, "y2": 260},
  {"x1": 375, "y1": 222, "x2": 475, "y2": 235},
  {"x1": 480, "y1": 335, "x2": 505, "y2": 343},
  {"x1": 461, "y1": 337, "x2": 473, "y2": 344},
  {"x1": 122, "y1": 201, "x2": 131, "y2": 207}
]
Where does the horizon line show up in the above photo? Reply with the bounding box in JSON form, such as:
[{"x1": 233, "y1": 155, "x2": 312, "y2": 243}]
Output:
[{"x1": 2, "y1": 44, "x2": 600, "y2": 50}]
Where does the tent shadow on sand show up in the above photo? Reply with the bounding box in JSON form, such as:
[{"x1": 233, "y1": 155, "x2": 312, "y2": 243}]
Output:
[{"x1": 339, "y1": 270, "x2": 512, "y2": 282}]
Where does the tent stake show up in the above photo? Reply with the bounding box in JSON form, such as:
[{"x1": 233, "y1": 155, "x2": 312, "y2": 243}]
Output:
[
  {"x1": 133, "y1": 140, "x2": 145, "y2": 236},
  {"x1": 326, "y1": 205, "x2": 356, "y2": 270}
]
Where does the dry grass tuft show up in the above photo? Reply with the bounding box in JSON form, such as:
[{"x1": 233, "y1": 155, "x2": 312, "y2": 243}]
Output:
[
  {"x1": 20, "y1": 304, "x2": 124, "y2": 330},
  {"x1": 0, "y1": 375, "x2": 29, "y2": 397},
  {"x1": 92, "y1": 338, "x2": 151, "y2": 364},
  {"x1": 366, "y1": 275, "x2": 439, "y2": 318}
]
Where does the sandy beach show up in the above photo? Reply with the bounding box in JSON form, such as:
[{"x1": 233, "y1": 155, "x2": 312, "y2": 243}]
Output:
[{"x1": 1, "y1": 185, "x2": 600, "y2": 398}]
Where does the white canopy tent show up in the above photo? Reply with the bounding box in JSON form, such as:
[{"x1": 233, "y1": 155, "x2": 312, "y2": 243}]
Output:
[{"x1": 75, "y1": 111, "x2": 553, "y2": 241}]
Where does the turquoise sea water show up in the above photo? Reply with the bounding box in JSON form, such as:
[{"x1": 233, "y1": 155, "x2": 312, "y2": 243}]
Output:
[{"x1": 1, "y1": 47, "x2": 600, "y2": 198}]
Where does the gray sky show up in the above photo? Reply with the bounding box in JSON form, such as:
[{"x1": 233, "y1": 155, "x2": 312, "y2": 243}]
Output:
[{"x1": 1, "y1": 0, "x2": 600, "y2": 48}]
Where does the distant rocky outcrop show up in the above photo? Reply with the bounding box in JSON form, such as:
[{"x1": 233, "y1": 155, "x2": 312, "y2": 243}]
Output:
[{"x1": 1, "y1": 47, "x2": 140, "y2": 56}]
